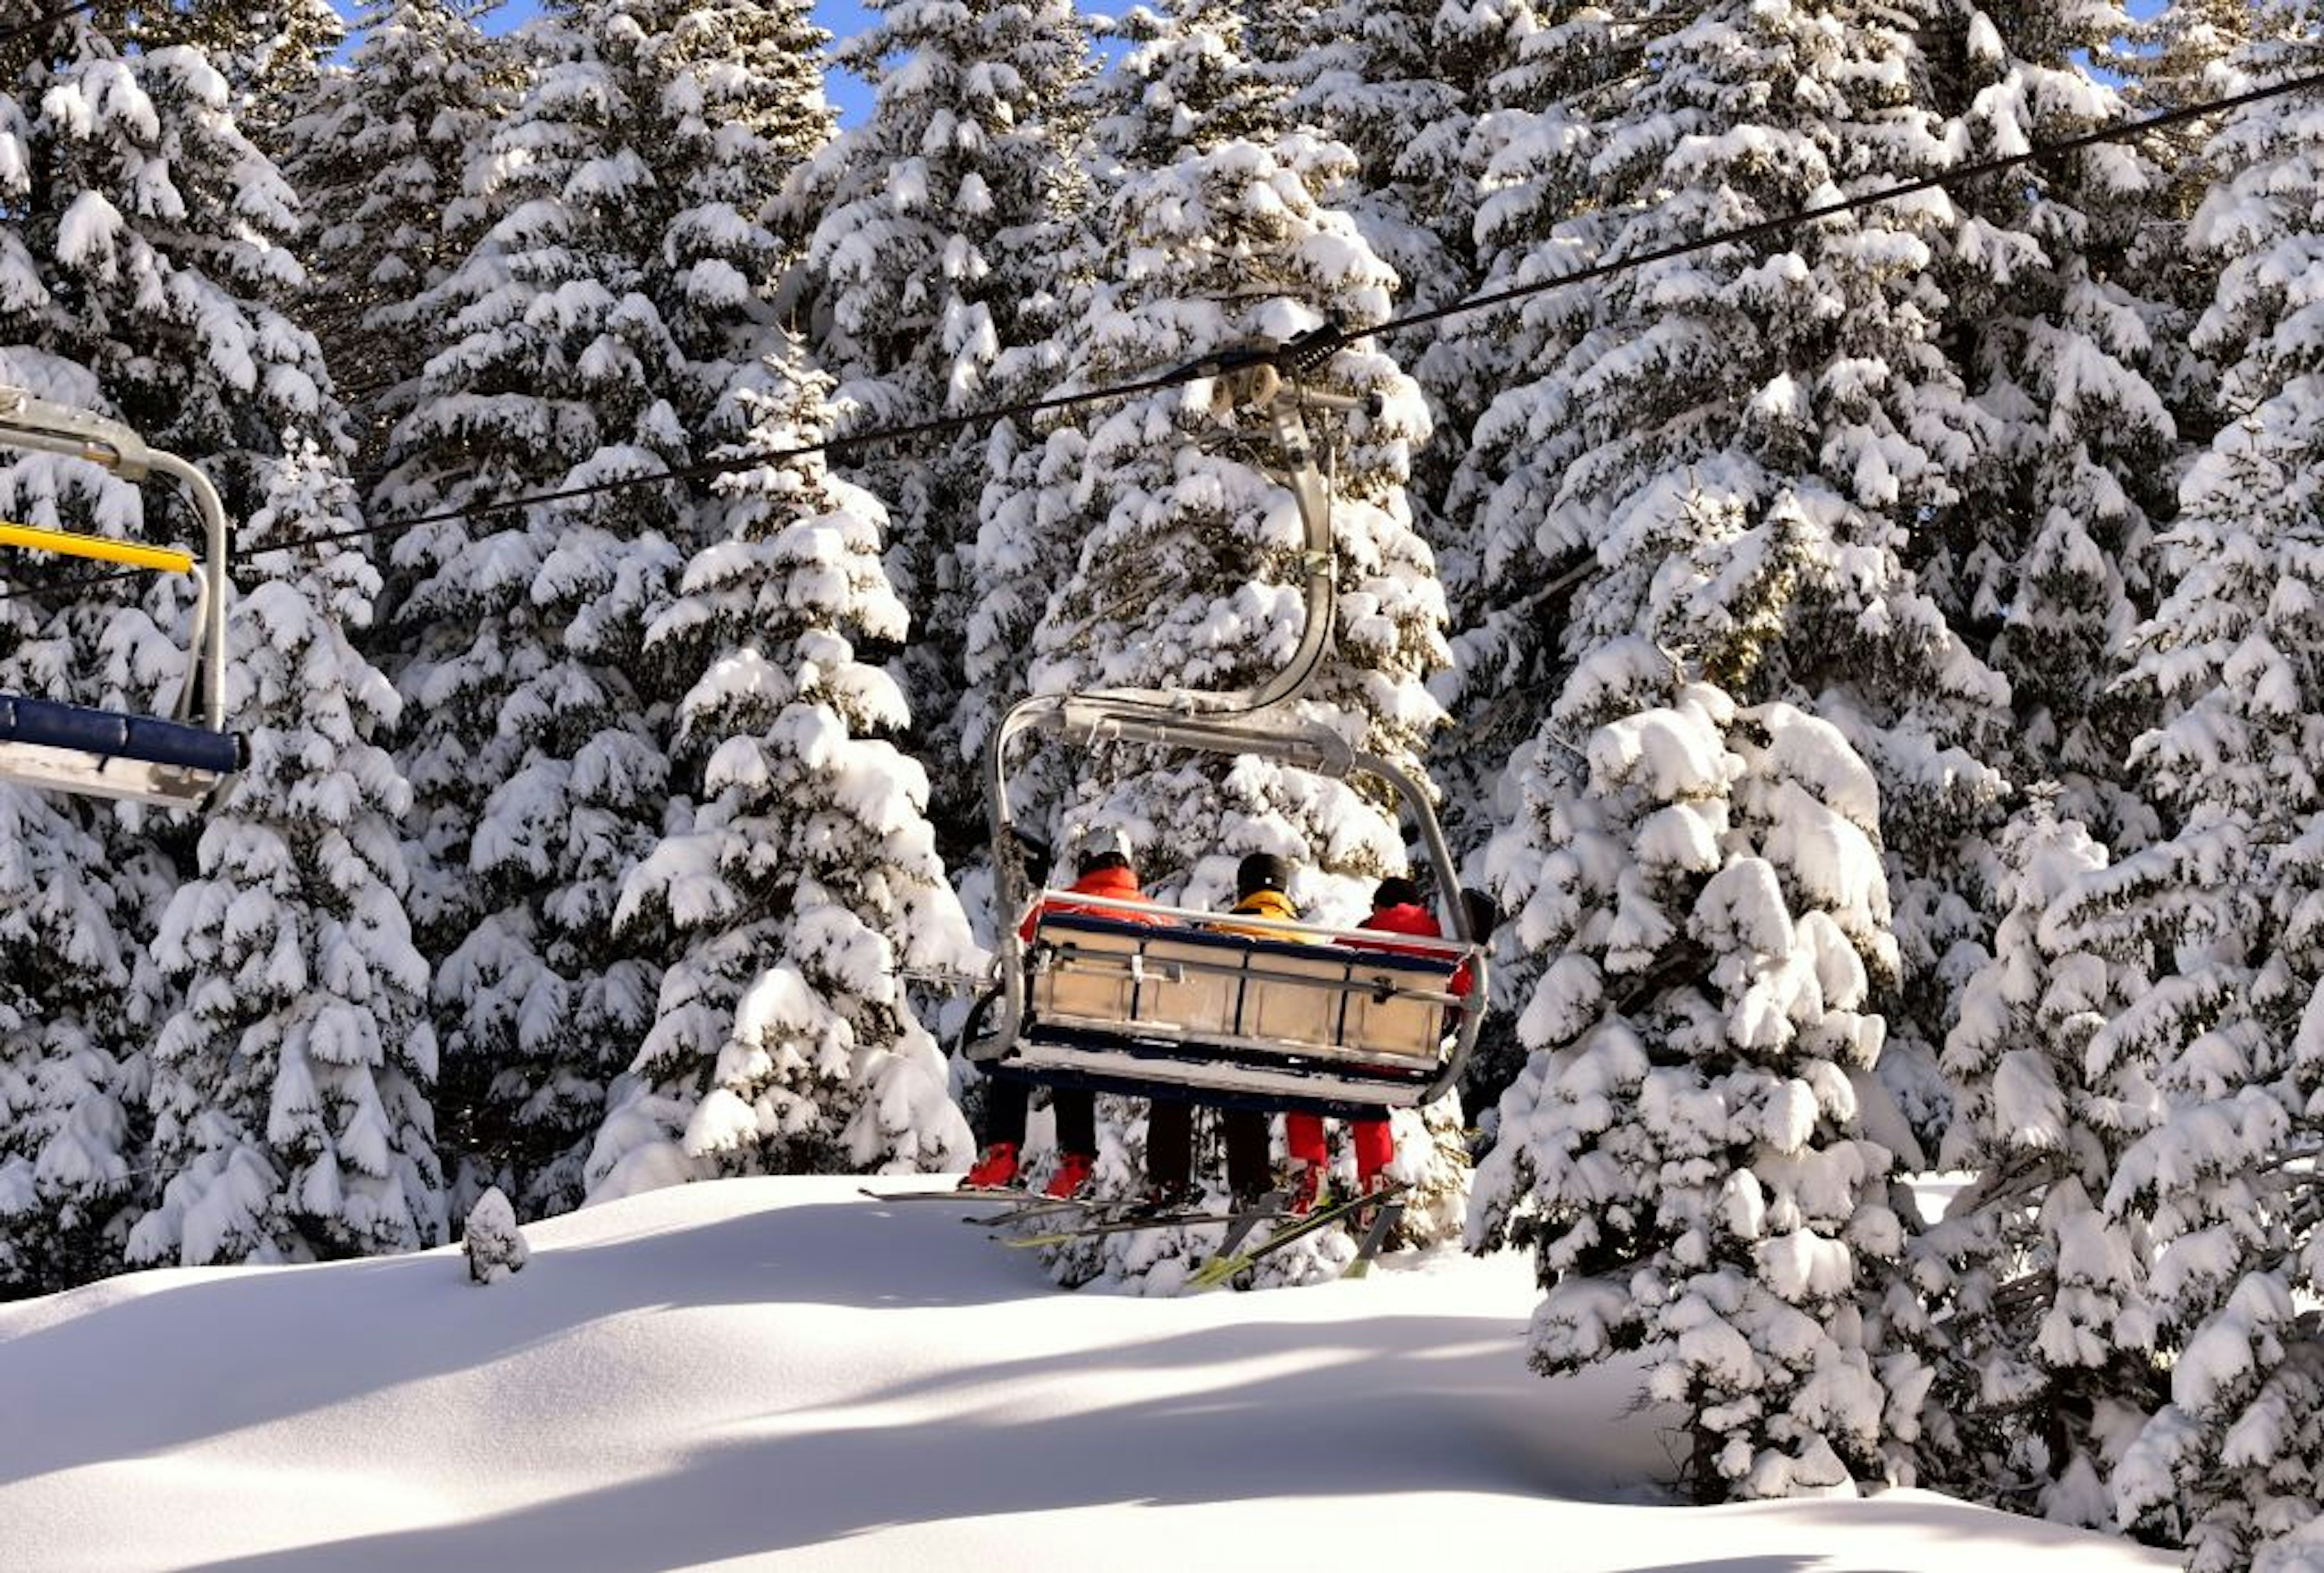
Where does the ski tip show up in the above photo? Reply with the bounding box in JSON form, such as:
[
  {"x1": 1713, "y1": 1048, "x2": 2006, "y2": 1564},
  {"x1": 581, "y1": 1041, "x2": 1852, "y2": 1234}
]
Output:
[{"x1": 861, "y1": 1185, "x2": 1005, "y2": 1203}]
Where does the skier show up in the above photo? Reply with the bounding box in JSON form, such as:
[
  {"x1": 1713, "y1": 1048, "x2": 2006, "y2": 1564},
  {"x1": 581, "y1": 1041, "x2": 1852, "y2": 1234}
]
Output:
[
  {"x1": 1280, "y1": 876, "x2": 1485, "y2": 1215},
  {"x1": 963, "y1": 832, "x2": 1166, "y2": 1198},
  {"x1": 1144, "y1": 851, "x2": 1301, "y2": 1210}
]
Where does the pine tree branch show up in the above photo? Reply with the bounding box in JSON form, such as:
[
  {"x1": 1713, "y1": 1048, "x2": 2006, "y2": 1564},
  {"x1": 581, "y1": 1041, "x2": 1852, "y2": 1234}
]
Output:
[{"x1": 0, "y1": 1, "x2": 94, "y2": 50}]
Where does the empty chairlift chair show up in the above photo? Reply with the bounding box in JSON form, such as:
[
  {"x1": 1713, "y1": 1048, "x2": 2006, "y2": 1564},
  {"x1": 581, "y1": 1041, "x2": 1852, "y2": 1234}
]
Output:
[{"x1": 0, "y1": 387, "x2": 244, "y2": 808}]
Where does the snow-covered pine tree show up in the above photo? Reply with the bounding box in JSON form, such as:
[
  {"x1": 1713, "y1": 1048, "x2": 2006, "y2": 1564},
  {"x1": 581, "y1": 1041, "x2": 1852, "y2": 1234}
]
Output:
[
  {"x1": 987, "y1": 0, "x2": 1467, "y2": 1279},
  {"x1": 385, "y1": 0, "x2": 835, "y2": 1220},
  {"x1": 1863, "y1": 0, "x2": 2182, "y2": 1180},
  {"x1": 0, "y1": 15, "x2": 328, "y2": 455},
  {"x1": 130, "y1": 439, "x2": 442, "y2": 1267},
  {"x1": 2104, "y1": 0, "x2": 2260, "y2": 521},
  {"x1": 1877, "y1": 12, "x2": 2184, "y2": 1515},
  {"x1": 160, "y1": 0, "x2": 345, "y2": 160},
  {"x1": 2121, "y1": 0, "x2": 2257, "y2": 229},
  {"x1": 0, "y1": 11, "x2": 362, "y2": 1286},
  {"x1": 1456, "y1": 0, "x2": 2023, "y2": 1497},
  {"x1": 279, "y1": 0, "x2": 519, "y2": 467},
  {"x1": 801, "y1": 0, "x2": 1094, "y2": 849},
  {"x1": 1908, "y1": 796, "x2": 2163, "y2": 1525},
  {"x1": 1430, "y1": 0, "x2": 1649, "y2": 1120},
  {"x1": 640, "y1": 0, "x2": 835, "y2": 443},
  {"x1": 954, "y1": 67, "x2": 1109, "y2": 903},
  {"x1": 1433, "y1": 0, "x2": 1657, "y2": 780},
  {"x1": 1246, "y1": 0, "x2": 1485, "y2": 320},
  {"x1": 588, "y1": 340, "x2": 979, "y2": 1197},
  {"x1": 0, "y1": 783, "x2": 140, "y2": 1296},
  {"x1": 2060, "y1": 16, "x2": 2324, "y2": 1565},
  {"x1": 1472, "y1": 640, "x2": 1915, "y2": 1499},
  {"x1": 1918, "y1": 0, "x2": 2176, "y2": 851},
  {"x1": 0, "y1": 364, "x2": 152, "y2": 1297}
]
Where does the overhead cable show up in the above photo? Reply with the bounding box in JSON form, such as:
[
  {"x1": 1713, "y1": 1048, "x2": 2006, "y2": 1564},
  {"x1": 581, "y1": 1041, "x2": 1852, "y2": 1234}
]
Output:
[
  {"x1": 7, "y1": 65, "x2": 2323, "y2": 599},
  {"x1": 0, "y1": 1, "x2": 97, "y2": 51}
]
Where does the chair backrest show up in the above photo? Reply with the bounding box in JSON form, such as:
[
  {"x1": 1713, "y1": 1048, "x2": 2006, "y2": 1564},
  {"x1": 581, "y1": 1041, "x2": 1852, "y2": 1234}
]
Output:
[{"x1": 1028, "y1": 908, "x2": 1465, "y2": 1065}]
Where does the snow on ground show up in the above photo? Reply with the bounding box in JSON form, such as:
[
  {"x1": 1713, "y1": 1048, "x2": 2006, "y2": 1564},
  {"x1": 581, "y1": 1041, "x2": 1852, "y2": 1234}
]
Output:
[{"x1": 2, "y1": 1175, "x2": 2174, "y2": 1572}]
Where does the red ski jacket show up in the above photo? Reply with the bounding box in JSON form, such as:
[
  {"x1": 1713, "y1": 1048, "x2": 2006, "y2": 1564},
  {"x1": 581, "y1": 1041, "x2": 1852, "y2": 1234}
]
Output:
[
  {"x1": 1020, "y1": 864, "x2": 1166, "y2": 941},
  {"x1": 1350, "y1": 900, "x2": 1474, "y2": 995}
]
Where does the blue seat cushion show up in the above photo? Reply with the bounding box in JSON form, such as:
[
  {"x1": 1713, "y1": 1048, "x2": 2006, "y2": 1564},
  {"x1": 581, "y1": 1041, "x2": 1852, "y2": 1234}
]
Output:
[{"x1": 0, "y1": 692, "x2": 241, "y2": 774}]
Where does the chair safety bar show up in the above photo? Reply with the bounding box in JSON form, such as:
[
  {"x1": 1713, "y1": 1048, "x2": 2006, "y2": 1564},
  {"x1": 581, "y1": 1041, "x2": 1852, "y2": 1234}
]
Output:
[
  {"x1": 0, "y1": 520, "x2": 194, "y2": 575},
  {"x1": 0, "y1": 695, "x2": 241, "y2": 774},
  {"x1": 970, "y1": 900, "x2": 1485, "y2": 1114}
]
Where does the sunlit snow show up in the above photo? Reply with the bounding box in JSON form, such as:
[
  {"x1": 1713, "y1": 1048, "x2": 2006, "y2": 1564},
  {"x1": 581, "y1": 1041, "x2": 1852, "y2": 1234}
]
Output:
[{"x1": 3, "y1": 1175, "x2": 2177, "y2": 1572}]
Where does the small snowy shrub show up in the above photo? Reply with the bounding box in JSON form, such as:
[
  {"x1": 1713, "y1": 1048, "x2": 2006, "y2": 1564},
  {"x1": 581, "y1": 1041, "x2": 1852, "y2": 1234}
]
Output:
[{"x1": 465, "y1": 1187, "x2": 528, "y2": 1285}]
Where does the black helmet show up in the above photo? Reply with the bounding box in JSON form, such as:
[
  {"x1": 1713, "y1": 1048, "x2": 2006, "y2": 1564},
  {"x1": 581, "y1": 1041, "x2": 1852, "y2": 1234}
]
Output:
[
  {"x1": 1371, "y1": 875, "x2": 1423, "y2": 911},
  {"x1": 1236, "y1": 851, "x2": 1292, "y2": 899}
]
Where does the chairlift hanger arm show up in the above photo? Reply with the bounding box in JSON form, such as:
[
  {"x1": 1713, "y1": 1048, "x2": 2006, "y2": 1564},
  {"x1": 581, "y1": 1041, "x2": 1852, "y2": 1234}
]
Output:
[{"x1": 1061, "y1": 329, "x2": 1374, "y2": 729}]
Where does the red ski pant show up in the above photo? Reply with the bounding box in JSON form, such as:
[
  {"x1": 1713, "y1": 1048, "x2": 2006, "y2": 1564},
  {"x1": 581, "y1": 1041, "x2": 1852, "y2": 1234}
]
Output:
[{"x1": 1284, "y1": 1112, "x2": 1393, "y2": 1180}]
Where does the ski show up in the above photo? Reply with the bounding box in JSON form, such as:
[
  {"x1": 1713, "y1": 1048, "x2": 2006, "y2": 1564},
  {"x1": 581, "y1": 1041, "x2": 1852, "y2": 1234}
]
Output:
[
  {"x1": 856, "y1": 1185, "x2": 1096, "y2": 1226},
  {"x1": 1337, "y1": 1200, "x2": 1407, "y2": 1281},
  {"x1": 996, "y1": 1190, "x2": 1291, "y2": 1249},
  {"x1": 1186, "y1": 1182, "x2": 1411, "y2": 1291},
  {"x1": 858, "y1": 1185, "x2": 1022, "y2": 1204},
  {"x1": 1216, "y1": 1190, "x2": 1285, "y2": 1258},
  {"x1": 996, "y1": 1208, "x2": 1233, "y2": 1247}
]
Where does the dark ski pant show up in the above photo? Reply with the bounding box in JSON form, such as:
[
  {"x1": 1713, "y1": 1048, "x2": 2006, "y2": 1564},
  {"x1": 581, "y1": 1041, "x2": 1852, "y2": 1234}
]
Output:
[
  {"x1": 984, "y1": 1078, "x2": 1096, "y2": 1156},
  {"x1": 1147, "y1": 1098, "x2": 1270, "y2": 1198}
]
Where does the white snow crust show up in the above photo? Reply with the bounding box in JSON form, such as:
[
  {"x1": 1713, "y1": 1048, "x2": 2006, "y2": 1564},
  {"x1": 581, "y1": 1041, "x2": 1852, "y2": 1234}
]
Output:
[{"x1": 0, "y1": 1176, "x2": 2179, "y2": 1572}]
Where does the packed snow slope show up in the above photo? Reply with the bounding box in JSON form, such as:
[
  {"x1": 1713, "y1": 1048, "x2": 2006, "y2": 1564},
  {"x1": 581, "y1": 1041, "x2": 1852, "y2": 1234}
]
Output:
[{"x1": 1, "y1": 1176, "x2": 2175, "y2": 1572}]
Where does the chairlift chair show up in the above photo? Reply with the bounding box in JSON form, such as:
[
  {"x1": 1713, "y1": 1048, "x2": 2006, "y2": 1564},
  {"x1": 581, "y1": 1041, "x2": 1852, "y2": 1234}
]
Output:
[
  {"x1": 0, "y1": 386, "x2": 243, "y2": 808},
  {"x1": 963, "y1": 344, "x2": 1488, "y2": 1121}
]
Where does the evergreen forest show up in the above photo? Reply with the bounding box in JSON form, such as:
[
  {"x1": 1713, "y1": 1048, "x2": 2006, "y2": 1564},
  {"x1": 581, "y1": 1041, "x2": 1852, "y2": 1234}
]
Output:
[{"x1": 1, "y1": 0, "x2": 2322, "y2": 1565}]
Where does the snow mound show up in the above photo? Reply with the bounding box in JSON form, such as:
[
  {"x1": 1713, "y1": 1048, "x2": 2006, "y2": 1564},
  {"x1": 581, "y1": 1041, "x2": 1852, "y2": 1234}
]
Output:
[{"x1": 0, "y1": 1177, "x2": 2175, "y2": 1571}]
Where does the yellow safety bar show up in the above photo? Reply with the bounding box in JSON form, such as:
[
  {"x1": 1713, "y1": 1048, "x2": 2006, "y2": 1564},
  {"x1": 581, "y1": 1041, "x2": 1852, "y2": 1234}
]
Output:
[{"x1": 0, "y1": 519, "x2": 192, "y2": 574}]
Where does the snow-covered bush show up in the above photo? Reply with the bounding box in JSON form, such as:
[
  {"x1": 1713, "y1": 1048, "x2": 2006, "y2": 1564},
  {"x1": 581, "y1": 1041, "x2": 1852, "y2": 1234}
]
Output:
[
  {"x1": 1474, "y1": 642, "x2": 1909, "y2": 1500},
  {"x1": 464, "y1": 1185, "x2": 528, "y2": 1284}
]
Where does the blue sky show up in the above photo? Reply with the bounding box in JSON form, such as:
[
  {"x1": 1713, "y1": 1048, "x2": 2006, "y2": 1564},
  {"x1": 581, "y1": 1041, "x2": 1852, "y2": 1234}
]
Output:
[
  {"x1": 363, "y1": 1, "x2": 2168, "y2": 132},
  {"x1": 338, "y1": 1, "x2": 880, "y2": 124}
]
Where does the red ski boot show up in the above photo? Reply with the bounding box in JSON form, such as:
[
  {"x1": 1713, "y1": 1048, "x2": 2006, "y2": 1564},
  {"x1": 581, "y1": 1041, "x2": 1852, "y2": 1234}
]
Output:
[
  {"x1": 962, "y1": 1142, "x2": 1022, "y2": 1190},
  {"x1": 1043, "y1": 1151, "x2": 1097, "y2": 1200}
]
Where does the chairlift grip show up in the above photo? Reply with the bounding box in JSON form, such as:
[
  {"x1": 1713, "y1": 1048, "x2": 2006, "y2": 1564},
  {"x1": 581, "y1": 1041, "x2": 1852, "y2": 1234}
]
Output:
[{"x1": 0, "y1": 386, "x2": 152, "y2": 479}]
